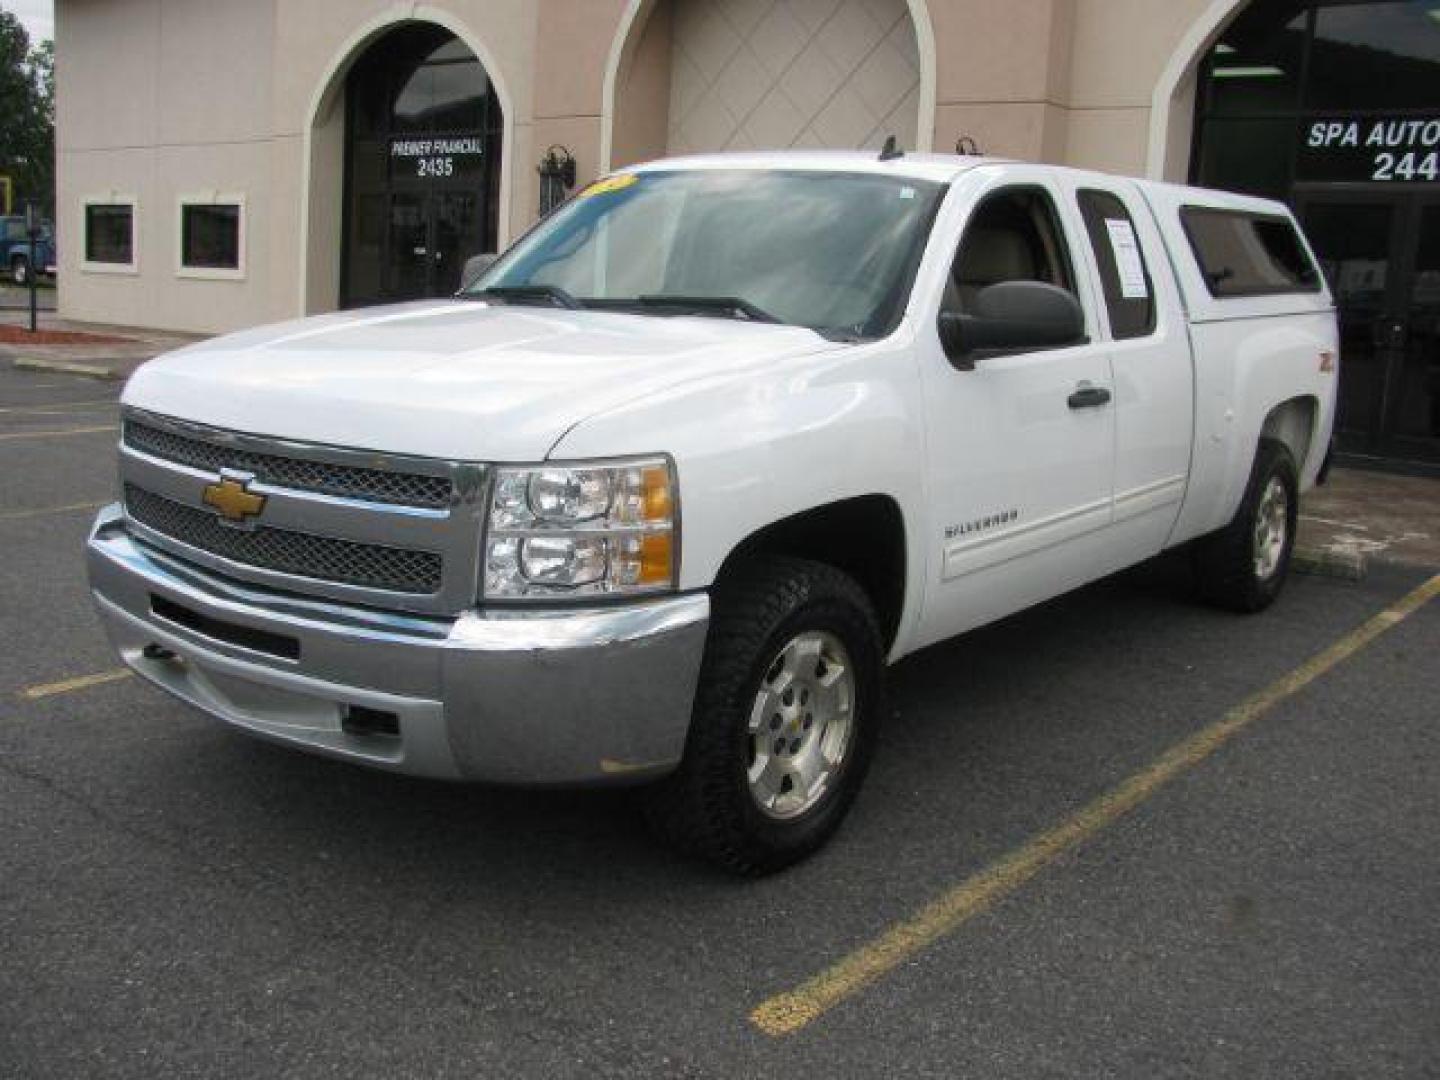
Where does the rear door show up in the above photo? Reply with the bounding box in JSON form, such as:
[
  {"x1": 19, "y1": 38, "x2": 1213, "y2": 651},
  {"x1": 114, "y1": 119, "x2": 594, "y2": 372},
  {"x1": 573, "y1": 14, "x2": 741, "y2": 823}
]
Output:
[
  {"x1": 1053, "y1": 174, "x2": 1194, "y2": 560},
  {"x1": 914, "y1": 166, "x2": 1118, "y2": 648}
]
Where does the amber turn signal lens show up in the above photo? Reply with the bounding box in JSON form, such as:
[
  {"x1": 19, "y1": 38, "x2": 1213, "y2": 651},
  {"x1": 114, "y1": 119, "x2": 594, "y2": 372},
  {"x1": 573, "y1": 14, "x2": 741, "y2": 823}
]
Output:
[
  {"x1": 637, "y1": 533, "x2": 673, "y2": 585},
  {"x1": 642, "y1": 466, "x2": 673, "y2": 522}
]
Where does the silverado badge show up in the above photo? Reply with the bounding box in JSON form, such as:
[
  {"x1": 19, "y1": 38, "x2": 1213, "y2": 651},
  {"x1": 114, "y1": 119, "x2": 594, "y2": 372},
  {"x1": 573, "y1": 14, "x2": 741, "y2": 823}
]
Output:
[{"x1": 202, "y1": 474, "x2": 266, "y2": 524}]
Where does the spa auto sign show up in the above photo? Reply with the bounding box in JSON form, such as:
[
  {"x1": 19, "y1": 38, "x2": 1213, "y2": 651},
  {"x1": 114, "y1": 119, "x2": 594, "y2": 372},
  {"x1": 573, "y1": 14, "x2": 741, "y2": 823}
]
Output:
[
  {"x1": 1300, "y1": 117, "x2": 1440, "y2": 183},
  {"x1": 389, "y1": 137, "x2": 485, "y2": 182}
]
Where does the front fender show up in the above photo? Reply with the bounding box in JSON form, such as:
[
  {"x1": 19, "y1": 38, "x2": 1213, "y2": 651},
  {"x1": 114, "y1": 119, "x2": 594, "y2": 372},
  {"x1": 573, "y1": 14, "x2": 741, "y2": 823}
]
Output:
[{"x1": 549, "y1": 332, "x2": 930, "y2": 656}]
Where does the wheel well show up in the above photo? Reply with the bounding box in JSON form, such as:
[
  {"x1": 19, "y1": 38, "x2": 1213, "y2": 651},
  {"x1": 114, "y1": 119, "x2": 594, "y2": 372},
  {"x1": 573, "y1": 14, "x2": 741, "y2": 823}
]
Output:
[
  {"x1": 719, "y1": 495, "x2": 907, "y2": 651},
  {"x1": 1261, "y1": 396, "x2": 1319, "y2": 474}
]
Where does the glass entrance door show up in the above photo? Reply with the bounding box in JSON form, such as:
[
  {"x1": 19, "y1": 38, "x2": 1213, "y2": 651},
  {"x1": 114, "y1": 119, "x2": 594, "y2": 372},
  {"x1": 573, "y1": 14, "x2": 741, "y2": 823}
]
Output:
[
  {"x1": 1300, "y1": 192, "x2": 1440, "y2": 466},
  {"x1": 340, "y1": 23, "x2": 502, "y2": 308},
  {"x1": 1392, "y1": 201, "x2": 1440, "y2": 459},
  {"x1": 380, "y1": 192, "x2": 478, "y2": 300},
  {"x1": 387, "y1": 194, "x2": 430, "y2": 300},
  {"x1": 431, "y1": 192, "x2": 479, "y2": 296}
]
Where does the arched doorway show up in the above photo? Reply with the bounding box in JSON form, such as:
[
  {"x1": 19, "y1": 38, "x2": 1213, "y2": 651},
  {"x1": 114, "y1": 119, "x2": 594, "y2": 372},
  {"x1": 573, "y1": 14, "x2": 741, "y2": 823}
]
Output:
[
  {"x1": 339, "y1": 23, "x2": 503, "y2": 307},
  {"x1": 603, "y1": 0, "x2": 935, "y2": 169},
  {"x1": 1188, "y1": 0, "x2": 1440, "y2": 468}
]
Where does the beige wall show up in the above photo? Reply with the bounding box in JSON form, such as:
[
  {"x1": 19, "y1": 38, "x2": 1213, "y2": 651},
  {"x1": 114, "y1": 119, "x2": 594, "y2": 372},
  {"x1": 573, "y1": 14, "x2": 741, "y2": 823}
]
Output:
[
  {"x1": 663, "y1": 0, "x2": 920, "y2": 155},
  {"x1": 57, "y1": 0, "x2": 541, "y2": 334},
  {"x1": 55, "y1": 0, "x2": 1245, "y2": 334}
]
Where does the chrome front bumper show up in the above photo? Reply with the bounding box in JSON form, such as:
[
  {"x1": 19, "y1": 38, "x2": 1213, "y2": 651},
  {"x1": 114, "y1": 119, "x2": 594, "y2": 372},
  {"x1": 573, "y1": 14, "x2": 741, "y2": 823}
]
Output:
[{"x1": 86, "y1": 505, "x2": 709, "y2": 784}]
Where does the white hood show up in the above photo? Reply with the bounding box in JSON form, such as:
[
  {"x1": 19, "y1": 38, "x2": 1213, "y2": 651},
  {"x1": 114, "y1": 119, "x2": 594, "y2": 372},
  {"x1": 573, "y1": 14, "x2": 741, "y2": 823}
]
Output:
[{"x1": 123, "y1": 300, "x2": 836, "y2": 460}]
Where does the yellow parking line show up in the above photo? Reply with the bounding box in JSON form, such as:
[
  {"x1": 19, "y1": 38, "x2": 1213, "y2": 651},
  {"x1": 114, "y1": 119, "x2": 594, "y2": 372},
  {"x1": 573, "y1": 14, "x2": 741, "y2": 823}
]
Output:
[
  {"x1": 0, "y1": 499, "x2": 109, "y2": 522},
  {"x1": 0, "y1": 424, "x2": 118, "y2": 442},
  {"x1": 19, "y1": 668, "x2": 132, "y2": 701},
  {"x1": 750, "y1": 572, "x2": 1440, "y2": 1037}
]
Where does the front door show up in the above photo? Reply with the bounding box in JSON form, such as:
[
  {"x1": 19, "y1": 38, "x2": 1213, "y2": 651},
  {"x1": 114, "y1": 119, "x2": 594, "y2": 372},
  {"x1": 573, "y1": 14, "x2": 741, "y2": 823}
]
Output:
[
  {"x1": 915, "y1": 174, "x2": 1117, "y2": 650},
  {"x1": 1299, "y1": 191, "x2": 1440, "y2": 466}
]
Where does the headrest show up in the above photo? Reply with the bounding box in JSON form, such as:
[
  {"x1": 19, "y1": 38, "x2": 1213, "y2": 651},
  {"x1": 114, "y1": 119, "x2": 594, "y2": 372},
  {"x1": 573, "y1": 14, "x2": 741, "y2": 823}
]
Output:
[{"x1": 955, "y1": 227, "x2": 1036, "y2": 286}]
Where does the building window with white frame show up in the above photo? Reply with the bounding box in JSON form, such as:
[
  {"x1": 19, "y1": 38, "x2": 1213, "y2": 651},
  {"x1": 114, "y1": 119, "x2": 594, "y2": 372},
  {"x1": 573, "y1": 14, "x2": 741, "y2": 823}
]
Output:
[
  {"x1": 178, "y1": 195, "x2": 245, "y2": 279},
  {"x1": 82, "y1": 198, "x2": 137, "y2": 272}
]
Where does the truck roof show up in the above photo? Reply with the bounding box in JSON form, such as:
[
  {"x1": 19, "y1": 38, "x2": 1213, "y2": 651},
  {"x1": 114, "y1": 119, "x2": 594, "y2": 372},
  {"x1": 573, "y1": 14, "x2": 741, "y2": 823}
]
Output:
[
  {"x1": 627, "y1": 150, "x2": 1000, "y2": 184},
  {"x1": 623, "y1": 151, "x2": 1296, "y2": 220}
]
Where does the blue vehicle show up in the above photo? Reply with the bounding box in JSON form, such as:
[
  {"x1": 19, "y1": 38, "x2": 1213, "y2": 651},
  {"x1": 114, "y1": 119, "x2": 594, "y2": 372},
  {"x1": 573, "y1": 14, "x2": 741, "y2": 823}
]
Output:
[{"x1": 2, "y1": 215, "x2": 56, "y2": 286}]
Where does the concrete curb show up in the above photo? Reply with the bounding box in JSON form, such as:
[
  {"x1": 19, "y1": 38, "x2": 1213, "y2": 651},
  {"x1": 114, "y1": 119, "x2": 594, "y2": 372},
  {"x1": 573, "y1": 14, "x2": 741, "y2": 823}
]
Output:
[
  {"x1": 12, "y1": 357, "x2": 126, "y2": 380},
  {"x1": 1292, "y1": 545, "x2": 1367, "y2": 581}
]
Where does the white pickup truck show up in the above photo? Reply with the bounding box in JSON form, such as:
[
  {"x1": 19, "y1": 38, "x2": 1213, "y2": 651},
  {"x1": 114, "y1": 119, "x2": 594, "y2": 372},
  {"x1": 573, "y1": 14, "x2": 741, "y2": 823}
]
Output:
[{"x1": 88, "y1": 151, "x2": 1337, "y2": 874}]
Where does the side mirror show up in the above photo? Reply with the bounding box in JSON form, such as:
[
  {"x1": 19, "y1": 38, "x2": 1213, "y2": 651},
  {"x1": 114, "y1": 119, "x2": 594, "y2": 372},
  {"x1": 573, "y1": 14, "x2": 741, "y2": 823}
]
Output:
[
  {"x1": 458, "y1": 252, "x2": 499, "y2": 292},
  {"x1": 938, "y1": 280, "x2": 1087, "y2": 370}
]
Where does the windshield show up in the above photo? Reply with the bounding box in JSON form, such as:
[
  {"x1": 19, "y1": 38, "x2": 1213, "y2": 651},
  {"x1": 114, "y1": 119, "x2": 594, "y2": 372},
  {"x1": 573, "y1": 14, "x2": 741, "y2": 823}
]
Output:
[{"x1": 467, "y1": 169, "x2": 945, "y2": 340}]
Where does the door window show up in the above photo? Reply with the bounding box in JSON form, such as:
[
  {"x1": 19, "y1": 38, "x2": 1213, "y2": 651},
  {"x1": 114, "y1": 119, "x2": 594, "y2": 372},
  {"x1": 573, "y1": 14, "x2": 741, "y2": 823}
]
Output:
[
  {"x1": 1076, "y1": 189, "x2": 1155, "y2": 340},
  {"x1": 943, "y1": 187, "x2": 1076, "y2": 316}
]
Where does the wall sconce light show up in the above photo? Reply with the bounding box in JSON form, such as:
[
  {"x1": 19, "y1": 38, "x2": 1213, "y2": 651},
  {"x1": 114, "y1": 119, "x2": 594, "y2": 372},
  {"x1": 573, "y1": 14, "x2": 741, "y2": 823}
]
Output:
[{"x1": 538, "y1": 145, "x2": 578, "y2": 216}]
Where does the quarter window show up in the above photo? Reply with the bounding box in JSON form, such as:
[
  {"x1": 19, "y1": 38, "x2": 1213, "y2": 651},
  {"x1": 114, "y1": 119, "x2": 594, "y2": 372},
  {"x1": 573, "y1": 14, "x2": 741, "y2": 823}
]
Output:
[
  {"x1": 1181, "y1": 207, "x2": 1322, "y2": 297},
  {"x1": 84, "y1": 203, "x2": 135, "y2": 267},
  {"x1": 1077, "y1": 189, "x2": 1155, "y2": 339}
]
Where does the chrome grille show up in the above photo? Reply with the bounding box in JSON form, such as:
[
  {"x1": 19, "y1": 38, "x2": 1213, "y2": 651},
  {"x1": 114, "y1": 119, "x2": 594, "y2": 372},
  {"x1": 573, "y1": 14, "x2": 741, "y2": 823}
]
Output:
[
  {"x1": 124, "y1": 484, "x2": 443, "y2": 595},
  {"x1": 124, "y1": 420, "x2": 453, "y2": 509}
]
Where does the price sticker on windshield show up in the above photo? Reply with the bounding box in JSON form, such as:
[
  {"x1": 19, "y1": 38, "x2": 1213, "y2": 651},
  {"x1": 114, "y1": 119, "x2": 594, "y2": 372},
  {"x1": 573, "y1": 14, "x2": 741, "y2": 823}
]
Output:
[{"x1": 579, "y1": 174, "x2": 639, "y2": 199}]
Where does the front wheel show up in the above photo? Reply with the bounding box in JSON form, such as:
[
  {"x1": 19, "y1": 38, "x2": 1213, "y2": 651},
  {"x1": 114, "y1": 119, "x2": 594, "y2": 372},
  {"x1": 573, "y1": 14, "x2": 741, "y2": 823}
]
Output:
[
  {"x1": 643, "y1": 557, "x2": 884, "y2": 875},
  {"x1": 1194, "y1": 437, "x2": 1299, "y2": 613}
]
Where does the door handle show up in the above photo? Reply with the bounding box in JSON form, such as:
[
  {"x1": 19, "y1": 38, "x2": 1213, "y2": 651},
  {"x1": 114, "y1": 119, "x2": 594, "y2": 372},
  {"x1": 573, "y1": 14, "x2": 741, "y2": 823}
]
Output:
[{"x1": 1068, "y1": 385, "x2": 1112, "y2": 409}]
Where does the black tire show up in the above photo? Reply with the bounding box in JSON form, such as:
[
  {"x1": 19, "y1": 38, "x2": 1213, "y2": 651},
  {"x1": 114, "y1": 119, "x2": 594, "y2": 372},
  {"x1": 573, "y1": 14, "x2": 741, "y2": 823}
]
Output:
[
  {"x1": 11, "y1": 255, "x2": 29, "y2": 286},
  {"x1": 1194, "y1": 437, "x2": 1299, "y2": 613},
  {"x1": 643, "y1": 556, "x2": 885, "y2": 875}
]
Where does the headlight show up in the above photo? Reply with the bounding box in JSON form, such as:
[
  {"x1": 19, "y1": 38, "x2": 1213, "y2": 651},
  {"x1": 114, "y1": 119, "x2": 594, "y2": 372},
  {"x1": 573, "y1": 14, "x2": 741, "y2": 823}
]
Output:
[{"x1": 483, "y1": 457, "x2": 677, "y2": 599}]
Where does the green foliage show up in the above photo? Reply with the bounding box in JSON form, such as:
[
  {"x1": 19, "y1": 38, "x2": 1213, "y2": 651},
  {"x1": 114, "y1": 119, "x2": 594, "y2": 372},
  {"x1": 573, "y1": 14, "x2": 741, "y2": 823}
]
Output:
[{"x1": 0, "y1": 9, "x2": 54, "y2": 215}]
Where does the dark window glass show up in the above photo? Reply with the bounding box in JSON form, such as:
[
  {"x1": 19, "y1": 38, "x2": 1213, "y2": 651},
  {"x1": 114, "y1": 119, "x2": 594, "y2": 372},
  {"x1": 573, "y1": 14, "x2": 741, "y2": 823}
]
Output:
[
  {"x1": 1192, "y1": 1, "x2": 1440, "y2": 200},
  {"x1": 1396, "y1": 205, "x2": 1440, "y2": 441},
  {"x1": 1181, "y1": 207, "x2": 1322, "y2": 297},
  {"x1": 944, "y1": 187, "x2": 1077, "y2": 315},
  {"x1": 1300, "y1": 201, "x2": 1395, "y2": 442},
  {"x1": 1307, "y1": 1, "x2": 1440, "y2": 111},
  {"x1": 1195, "y1": 117, "x2": 1296, "y2": 200},
  {"x1": 1077, "y1": 190, "x2": 1155, "y2": 339},
  {"x1": 85, "y1": 204, "x2": 133, "y2": 264},
  {"x1": 1204, "y1": 12, "x2": 1307, "y2": 116},
  {"x1": 181, "y1": 204, "x2": 241, "y2": 270}
]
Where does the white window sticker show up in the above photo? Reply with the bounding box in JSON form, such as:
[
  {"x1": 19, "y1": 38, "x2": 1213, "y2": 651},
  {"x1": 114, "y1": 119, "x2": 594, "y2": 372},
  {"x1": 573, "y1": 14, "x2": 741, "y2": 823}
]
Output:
[{"x1": 1104, "y1": 218, "x2": 1149, "y2": 300}]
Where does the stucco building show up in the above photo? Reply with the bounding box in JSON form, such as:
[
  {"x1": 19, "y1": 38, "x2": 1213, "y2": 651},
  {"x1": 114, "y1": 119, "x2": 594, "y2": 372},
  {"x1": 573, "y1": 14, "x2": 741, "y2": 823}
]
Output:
[{"x1": 53, "y1": 0, "x2": 1440, "y2": 466}]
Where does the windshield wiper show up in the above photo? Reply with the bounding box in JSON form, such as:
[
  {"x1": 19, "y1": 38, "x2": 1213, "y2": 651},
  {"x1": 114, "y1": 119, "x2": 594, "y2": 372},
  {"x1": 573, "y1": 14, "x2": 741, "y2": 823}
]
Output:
[
  {"x1": 476, "y1": 284, "x2": 584, "y2": 310},
  {"x1": 633, "y1": 295, "x2": 780, "y2": 324}
]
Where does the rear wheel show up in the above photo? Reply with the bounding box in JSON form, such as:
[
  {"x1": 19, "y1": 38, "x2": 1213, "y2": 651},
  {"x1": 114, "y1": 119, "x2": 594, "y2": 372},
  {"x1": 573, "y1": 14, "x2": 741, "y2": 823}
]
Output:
[
  {"x1": 1194, "y1": 438, "x2": 1299, "y2": 613},
  {"x1": 643, "y1": 557, "x2": 884, "y2": 875}
]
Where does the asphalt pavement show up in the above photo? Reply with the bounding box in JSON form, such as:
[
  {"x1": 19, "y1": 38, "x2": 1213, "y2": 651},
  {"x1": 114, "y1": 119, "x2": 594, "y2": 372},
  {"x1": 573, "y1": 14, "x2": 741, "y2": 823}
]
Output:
[{"x1": 2, "y1": 361, "x2": 1437, "y2": 1078}]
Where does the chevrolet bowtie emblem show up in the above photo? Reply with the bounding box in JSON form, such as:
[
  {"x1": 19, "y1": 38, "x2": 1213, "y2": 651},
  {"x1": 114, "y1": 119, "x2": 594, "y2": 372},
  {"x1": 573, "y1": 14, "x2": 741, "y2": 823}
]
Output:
[{"x1": 202, "y1": 475, "x2": 267, "y2": 523}]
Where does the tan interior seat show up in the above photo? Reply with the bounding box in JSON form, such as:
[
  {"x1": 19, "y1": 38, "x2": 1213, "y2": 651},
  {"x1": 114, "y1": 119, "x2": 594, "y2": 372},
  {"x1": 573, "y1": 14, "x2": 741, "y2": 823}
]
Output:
[{"x1": 950, "y1": 227, "x2": 1039, "y2": 311}]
